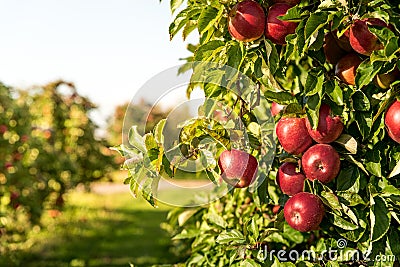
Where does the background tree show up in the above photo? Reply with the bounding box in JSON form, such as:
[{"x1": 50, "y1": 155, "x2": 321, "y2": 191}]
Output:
[{"x1": 0, "y1": 81, "x2": 116, "y2": 255}]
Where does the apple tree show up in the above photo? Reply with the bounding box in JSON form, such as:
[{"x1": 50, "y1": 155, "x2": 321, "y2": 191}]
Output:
[
  {"x1": 118, "y1": 0, "x2": 400, "y2": 265},
  {"x1": 0, "y1": 81, "x2": 116, "y2": 257}
]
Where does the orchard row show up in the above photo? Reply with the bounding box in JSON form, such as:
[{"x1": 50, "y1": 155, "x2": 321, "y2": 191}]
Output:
[{"x1": 0, "y1": 81, "x2": 115, "y2": 253}]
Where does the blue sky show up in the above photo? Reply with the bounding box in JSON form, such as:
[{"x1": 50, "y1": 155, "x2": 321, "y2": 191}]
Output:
[{"x1": 0, "y1": 0, "x2": 194, "y2": 128}]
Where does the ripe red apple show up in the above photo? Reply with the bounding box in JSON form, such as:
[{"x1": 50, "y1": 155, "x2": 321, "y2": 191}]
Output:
[
  {"x1": 271, "y1": 102, "x2": 286, "y2": 116},
  {"x1": 349, "y1": 18, "x2": 388, "y2": 56},
  {"x1": 276, "y1": 117, "x2": 313, "y2": 155},
  {"x1": 305, "y1": 104, "x2": 344, "y2": 143},
  {"x1": 0, "y1": 125, "x2": 7, "y2": 134},
  {"x1": 228, "y1": 0, "x2": 266, "y2": 42},
  {"x1": 4, "y1": 162, "x2": 13, "y2": 169},
  {"x1": 385, "y1": 100, "x2": 400, "y2": 144},
  {"x1": 335, "y1": 53, "x2": 363, "y2": 85},
  {"x1": 277, "y1": 162, "x2": 305, "y2": 196},
  {"x1": 302, "y1": 144, "x2": 340, "y2": 184},
  {"x1": 10, "y1": 191, "x2": 19, "y2": 201},
  {"x1": 218, "y1": 149, "x2": 258, "y2": 188},
  {"x1": 284, "y1": 192, "x2": 325, "y2": 232},
  {"x1": 265, "y1": 3, "x2": 298, "y2": 45},
  {"x1": 333, "y1": 29, "x2": 353, "y2": 52},
  {"x1": 20, "y1": 134, "x2": 29, "y2": 143},
  {"x1": 323, "y1": 32, "x2": 347, "y2": 65}
]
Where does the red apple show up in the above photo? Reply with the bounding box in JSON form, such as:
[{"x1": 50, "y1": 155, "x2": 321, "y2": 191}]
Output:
[
  {"x1": 324, "y1": 32, "x2": 347, "y2": 65},
  {"x1": 228, "y1": 0, "x2": 266, "y2": 42},
  {"x1": 385, "y1": 100, "x2": 400, "y2": 144},
  {"x1": 0, "y1": 125, "x2": 7, "y2": 134},
  {"x1": 302, "y1": 144, "x2": 340, "y2": 184},
  {"x1": 333, "y1": 29, "x2": 353, "y2": 52},
  {"x1": 271, "y1": 102, "x2": 286, "y2": 116},
  {"x1": 284, "y1": 192, "x2": 325, "y2": 232},
  {"x1": 277, "y1": 162, "x2": 305, "y2": 196},
  {"x1": 20, "y1": 135, "x2": 29, "y2": 143},
  {"x1": 272, "y1": 204, "x2": 281, "y2": 214},
  {"x1": 10, "y1": 191, "x2": 19, "y2": 201},
  {"x1": 374, "y1": 68, "x2": 400, "y2": 89},
  {"x1": 218, "y1": 149, "x2": 258, "y2": 188},
  {"x1": 276, "y1": 117, "x2": 313, "y2": 155},
  {"x1": 349, "y1": 18, "x2": 388, "y2": 56},
  {"x1": 4, "y1": 162, "x2": 13, "y2": 169},
  {"x1": 265, "y1": 3, "x2": 298, "y2": 45},
  {"x1": 335, "y1": 53, "x2": 363, "y2": 85},
  {"x1": 305, "y1": 104, "x2": 344, "y2": 143}
]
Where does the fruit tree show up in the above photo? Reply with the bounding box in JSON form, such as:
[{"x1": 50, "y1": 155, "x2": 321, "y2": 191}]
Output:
[{"x1": 118, "y1": 0, "x2": 400, "y2": 265}]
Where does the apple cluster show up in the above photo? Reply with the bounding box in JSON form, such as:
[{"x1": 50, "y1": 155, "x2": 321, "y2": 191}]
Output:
[
  {"x1": 323, "y1": 20, "x2": 400, "y2": 144},
  {"x1": 228, "y1": 0, "x2": 300, "y2": 45},
  {"x1": 323, "y1": 18, "x2": 399, "y2": 88},
  {"x1": 275, "y1": 103, "x2": 344, "y2": 232}
]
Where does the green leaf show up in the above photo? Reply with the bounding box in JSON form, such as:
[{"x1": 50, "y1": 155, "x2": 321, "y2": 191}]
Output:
[
  {"x1": 278, "y1": 5, "x2": 302, "y2": 21},
  {"x1": 305, "y1": 93, "x2": 322, "y2": 130},
  {"x1": 370, "y1": 196, "x2": 390, "y2": 242},
  {"x1": 381, "y1": 185, "x2": 400, "y2": 197},
  {"x1": 264, "y1": 91, "x2": 296, "y2": 105},
  {"x1": 326, "y1": 80, "x2": 344, "y2": 106},
  {"x1": 343, "y1": 155, "x2": 369, "y2": 175},
  {"x1": 194, "y1": 40, "x2": 225, "y2": 61},
  {"x1": 182, "y1": 20, "x2": 197, "y2": 40},
  {"x1": 227, "y1": 41, "x2": 244, "y2": 69},
  {"x1": 177, "y1": 208, "x2": 200, "y2": 226},
  {"x1": 355, "y1": 60, "x2": 382, "y2": 88},
  {"x1": 336, "y1": 166, "x2": 360, "y2": 192},
  {"x1": 200, "y1": 149, "x2": 217, "y2": 169},
  {"x1": 204, "y1": 213, "x2": 227, "y2": 228},
  {"x1": 355, "y1": 112, "x2": 372, "y2": 140},
  {"x1": 128, "y1": 125, "x2": 146, "y2": 153},
  {"x1": 321, "y1": 191, "x2": 342, "y2": 211},
  {"x1": 173, "y1": 229, "x2": 201, "y2": 240},
  {"x1": 216, "y1": 229, "x2": 246, "y2": 245},
  {"x1": 247, "y1": 217, "x2": 259, "y2": 241},
  {"x1": 305, "y1": 71, "x2": 324, "y2": 96},
  {"x1": 205, "y1": 168, "x2": 219, "y2": 185},
  {"x1": 388, "y1": 228, "x2": 400, "y2": 259},
  {"x1": 198, "y1": 6, "x2": 223, "y2": 35},
  {"x1": 169, "y1": 8, "x2": 189, "y2": 40},
  {"x1": 332, "y1": 213, "x2": 359, "y2": 230},
  {"x1": 389, "y1": 159, "x2": 400, "y2": 178},
  {"x1": 240, "y1": 259, "x2": 262, "y2": 267},
  {"x1": 365, "y1": 149, "x2": 382, "y2": 177},
  {"x1": 170, "y1": 0, "x2": 184, "y2": 14},
  {"x1": 162, "y1": 154, "x2": 173, "y2": 177},
  {"x1": 352, "y1": 91, "x2": 370, "y2": 111},
  {"x1": 337, "y1": 192, "x2": 366, "y2": 206},
  {"x1": 304, "y1": 12, "x2": 329, "y2": 41},
  {"x1": 144, "y1": 133, "x2": 158, "y2": 151},
  {"x1": 154, "y1": 119, "x2": 167, "y2": 145}
]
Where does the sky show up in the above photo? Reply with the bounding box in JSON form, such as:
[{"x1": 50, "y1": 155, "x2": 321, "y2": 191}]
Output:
[{"x1": 0, "y1": 0, "x2": 196, "y2": 129}]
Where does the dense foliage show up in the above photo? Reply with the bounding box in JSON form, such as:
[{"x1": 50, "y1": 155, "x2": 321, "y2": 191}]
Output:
[
  {"x1": 118, "y1": 0, "x2": 400, "y2": 265},
  {"x1": 0, "y1": 81, "x2": 115, "y2": 256}
]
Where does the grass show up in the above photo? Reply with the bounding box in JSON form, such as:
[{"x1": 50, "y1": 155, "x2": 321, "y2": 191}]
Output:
[{"x1": 7, "y1": 189, "x2": 180, "y2": 267}]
